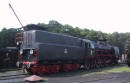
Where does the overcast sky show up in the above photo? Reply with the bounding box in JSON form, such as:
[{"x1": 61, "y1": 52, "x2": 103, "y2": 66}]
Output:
[{"x1": 1, "y1": 0, "x2": 130, "y2": 33}]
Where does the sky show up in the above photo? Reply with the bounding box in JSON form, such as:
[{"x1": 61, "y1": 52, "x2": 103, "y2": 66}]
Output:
[{"x1": 0, "y1": 0, "x2": 130, "y2": 33}]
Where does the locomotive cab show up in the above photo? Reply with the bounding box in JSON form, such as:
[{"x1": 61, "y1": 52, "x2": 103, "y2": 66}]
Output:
[{"x1": 82, "y1": 39, "x2": 95, "y2": 56}]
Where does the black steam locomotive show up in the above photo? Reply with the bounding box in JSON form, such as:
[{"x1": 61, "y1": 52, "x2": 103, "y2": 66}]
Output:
[{"x1": 15, "y1": 30, "x2": 119, "y2": 74}]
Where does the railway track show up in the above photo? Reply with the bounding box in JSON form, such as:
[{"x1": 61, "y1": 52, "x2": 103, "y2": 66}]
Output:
[{"x1": 0, "y1": 74, "x2": 27, "y2": 80}]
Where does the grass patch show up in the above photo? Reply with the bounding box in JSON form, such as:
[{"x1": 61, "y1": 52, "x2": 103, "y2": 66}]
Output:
[
  {"x1": 82, "y1": 66, "x2": 130, "y2": 76},
  {"x1": 103, "y1": 66, "x2": 130, "y2": 73}
]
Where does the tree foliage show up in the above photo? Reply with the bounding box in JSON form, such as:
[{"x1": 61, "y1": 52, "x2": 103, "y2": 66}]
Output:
[
  {"x1": 0, "y1": 28, "x2": 17, "y2": 48},
  {"x1": 0, "y1": 20, "x2": 130, "y2": 55}
]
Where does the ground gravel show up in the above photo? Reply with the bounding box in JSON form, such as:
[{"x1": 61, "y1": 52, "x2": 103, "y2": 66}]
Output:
[{"x1": 0, "y1": 64, "x2": 130, "y2": 83}]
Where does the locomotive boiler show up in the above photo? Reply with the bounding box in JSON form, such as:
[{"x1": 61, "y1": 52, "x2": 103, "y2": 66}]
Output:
[{"x1": 15, "y1": 30, "x2": 119, "y2": 74}]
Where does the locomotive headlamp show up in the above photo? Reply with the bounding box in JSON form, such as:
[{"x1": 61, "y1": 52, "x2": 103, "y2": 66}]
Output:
[
  {"x1": 16, "y1": 61, "x2": 19, "y2": 67},
  {"x1": 16, "y1": 42, "x2": 19, "y2": 45},
  {"x1": 30, "y1": 49, "x2": 33, "y2": 54},
  {"x1": 20, "y1": 50, "x2": 23, "y2": 54}
]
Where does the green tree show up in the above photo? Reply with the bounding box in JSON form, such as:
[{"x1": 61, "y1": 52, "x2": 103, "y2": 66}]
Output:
[
  {"x1": 0, "y1": 28, "x2": 17, "y2": 48},
  {"x1": 47, "y1": 20, "x2": 62, "y2": 33}
]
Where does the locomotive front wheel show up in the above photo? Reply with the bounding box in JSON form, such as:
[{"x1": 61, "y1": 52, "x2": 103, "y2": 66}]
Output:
[
  {"x1": 85, "y1": 61, "x2": 90, "y2": 69},
  {"x1": 96, "y1": 59, "x2": 101, "y2": 67},
  {"x1": 100, "y1": 57, "x2": 105, "y2": 67}
]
